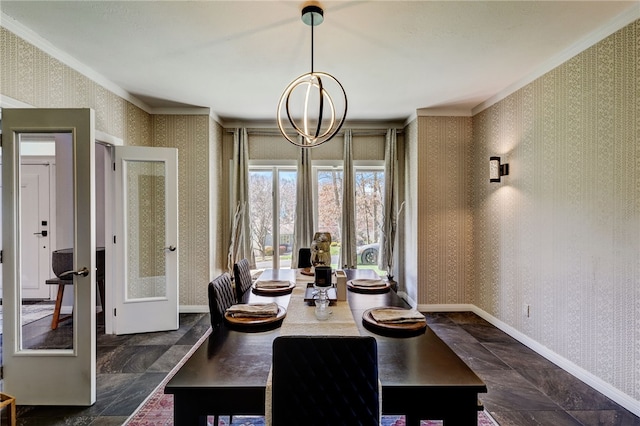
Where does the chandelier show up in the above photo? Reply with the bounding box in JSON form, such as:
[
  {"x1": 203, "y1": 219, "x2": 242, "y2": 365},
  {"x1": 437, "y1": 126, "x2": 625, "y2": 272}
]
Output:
[{"x1": 277, "y1": 5, "x2": 348, "y2": 148}]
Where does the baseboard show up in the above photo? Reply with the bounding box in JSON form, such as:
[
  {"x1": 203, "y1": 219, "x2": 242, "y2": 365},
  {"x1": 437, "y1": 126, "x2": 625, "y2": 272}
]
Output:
[
  {"x1": 396, "y1": 291, "x2": 416, "y2": 308},
  {"x1": 420, "y1": 303, "x2": 476, "y2": 312},
  {"x1": 179, "y1": 305, "x2": 209, "y2": 314},
  {"x1": 418, "y1": 303, "x2": 640, "y2": 418}
]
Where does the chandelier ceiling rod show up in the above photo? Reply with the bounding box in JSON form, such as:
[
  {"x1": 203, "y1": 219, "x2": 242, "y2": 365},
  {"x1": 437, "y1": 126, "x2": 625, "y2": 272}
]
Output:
[{"x1": 276, "y1": 3, "x2": 347, "y2": 148}]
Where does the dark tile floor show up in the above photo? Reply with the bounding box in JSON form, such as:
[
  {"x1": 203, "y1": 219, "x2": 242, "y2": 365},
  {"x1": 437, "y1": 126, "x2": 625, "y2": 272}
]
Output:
[
  {"x1": 3, "y1": 310, "x2": 640, "y2": 425},
  {"x1": 3, "y1": 311, "x2": 211, "y2": 425},
  {"x1": 424, "y1": 312, "x2": 640, "y2": 426}
]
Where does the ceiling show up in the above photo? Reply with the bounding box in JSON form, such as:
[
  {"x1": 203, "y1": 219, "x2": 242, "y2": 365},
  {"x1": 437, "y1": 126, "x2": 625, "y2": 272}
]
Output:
[{"x1": 1, "y1": 1, "x2": 638, "y2": 125}]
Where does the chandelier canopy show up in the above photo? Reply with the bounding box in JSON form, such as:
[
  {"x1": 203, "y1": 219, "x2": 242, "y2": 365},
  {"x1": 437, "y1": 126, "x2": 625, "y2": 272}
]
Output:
[{"x1": 277, "y1": 5, "x2": 348, "y2": 148}]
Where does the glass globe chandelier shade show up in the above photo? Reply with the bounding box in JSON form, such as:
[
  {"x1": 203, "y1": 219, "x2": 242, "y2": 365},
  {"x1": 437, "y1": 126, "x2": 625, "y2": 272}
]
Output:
[{"x1": 277, "y1": 4, "x2": 348, "y2": 148}]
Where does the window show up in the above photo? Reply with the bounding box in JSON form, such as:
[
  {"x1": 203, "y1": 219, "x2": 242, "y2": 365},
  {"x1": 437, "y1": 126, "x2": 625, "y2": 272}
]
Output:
[
  {"x1": 249, "y1": 163, "x2": 385, "y2": 274},
  {"x1": 314, "y1": 165, "x2": 385, "y2": 272},
  {"x1": 248, "y1": 167, "x2": 296, "y2": 269},
  {"x1": 316, "y1": 168, "x2": 343, "y2": 268}
]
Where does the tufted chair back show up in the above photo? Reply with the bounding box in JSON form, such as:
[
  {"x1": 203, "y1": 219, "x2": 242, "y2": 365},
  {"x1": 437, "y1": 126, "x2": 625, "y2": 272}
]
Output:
[
  {"x1": 207, "y1": 272, "x2": 235, "y2": 328},
  {"x1": 233, "y1": 258, "x2": 253, "y2": 302},
  {"x1": 272, "y1": 335, "x2": 379, "y2": 425}
]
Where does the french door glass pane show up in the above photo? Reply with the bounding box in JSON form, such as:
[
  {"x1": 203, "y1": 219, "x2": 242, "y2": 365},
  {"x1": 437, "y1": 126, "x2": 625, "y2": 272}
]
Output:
[
  {"x1": 20, "y1": 134, "x2": 74, "y2": 350},
  {"x1": 278, "y1": 170, "x2": 296, "y2": 268},
  {"x1": 249, "y1": 169, "x2": 273, "y2": 269},
  {"x1": 249, "y1": 168, "x2": 297, "y2": 269},
  {"x1": 316, "y1": 169, "x2": 342, "y2": 269},
  {"x1": 355, "y1": 170, "x2": 385, "y2": 273},
  {"x1": 125, "y1": 160, "x2": 167, "y2": 300}
]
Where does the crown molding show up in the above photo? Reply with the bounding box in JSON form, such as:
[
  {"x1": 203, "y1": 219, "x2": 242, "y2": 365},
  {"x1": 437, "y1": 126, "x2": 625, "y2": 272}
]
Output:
[
  {"x1": 1, "y1": 13, "x2": 213, "y2": 118},
  {"x1": 404, "y1": 112, "x2": 417, "y2": 127},
  {"x1": 417, "y1": 107, "x2": 473, "y2": 117},
  {"x1": 150, "y1": 107, "x2": 212, "y2": 117},
  {"x1": 472, "y1": 5, "x2": 640, "y2": 115},
  {"x1": 0, "y1": 94, "x2": 33, "y2": 109},
  {"x1": 0, "y1": 12, "x2": 157, "y2": 114},
  {"x1": 221, "y1": 118, "x2": 405, "y2": 130}
]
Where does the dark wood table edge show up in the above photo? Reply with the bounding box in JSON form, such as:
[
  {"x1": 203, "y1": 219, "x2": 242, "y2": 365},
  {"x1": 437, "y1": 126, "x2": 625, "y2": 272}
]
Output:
[{"x1": 165, "y1": 269, "x2": 487, "y2": 425}]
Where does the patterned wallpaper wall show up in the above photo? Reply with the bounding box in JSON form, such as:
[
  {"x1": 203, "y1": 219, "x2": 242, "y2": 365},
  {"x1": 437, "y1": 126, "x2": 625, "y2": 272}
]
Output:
[
  {"x1": 0, "y1": 27, "x2": 152, "y2": 145},
  {"x1": 471, "y1": 20, "x2": 639, "y2": 402},
  {"x1": 4, "y1": 14, "x2": 639, "y2": 405},
  {"x1": 1, "y1": 27, "x2": 213, "y2": 308},
  {"x1": 416, "y1": 116, "x2": 473, "y2": 305},
  {"x1": 152, "y1": 115, "x2": 213, "y2": 306}
]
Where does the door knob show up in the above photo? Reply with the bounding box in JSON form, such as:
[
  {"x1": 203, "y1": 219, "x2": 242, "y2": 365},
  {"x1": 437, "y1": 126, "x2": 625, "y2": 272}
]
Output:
[
  {"x1": 164, "y1": 245, "x2": 177, "y2": 252},
  {"x1": 58, "y1": 267, "x2": 90, "y2": 278},
  {"x1": 34, "y1": 230, "x2": 48, "y2": 237}
]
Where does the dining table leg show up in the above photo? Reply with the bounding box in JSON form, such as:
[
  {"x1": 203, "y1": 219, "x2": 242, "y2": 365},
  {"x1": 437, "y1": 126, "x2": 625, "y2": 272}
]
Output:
[{"x1": 173, "y1": 394, "x2": 208, "y2": 426}]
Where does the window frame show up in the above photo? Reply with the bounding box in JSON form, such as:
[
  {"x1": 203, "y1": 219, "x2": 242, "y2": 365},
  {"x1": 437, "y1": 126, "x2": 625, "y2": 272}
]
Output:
[{"x1": 248, "y1": 162, "x2": 296, "y2": 270}]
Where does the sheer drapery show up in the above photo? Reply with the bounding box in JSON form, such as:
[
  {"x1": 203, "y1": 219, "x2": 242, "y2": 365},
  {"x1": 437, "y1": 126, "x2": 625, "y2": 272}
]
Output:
[
  {"x1": 339, "y1": 129, "x2": 357, "y2": 268},
  {"x1": 228, "y1": 128, "x2": 256, "y2": 271},
  {"x1": 378, "y1": 129, "x2": 399, "y2": 277},
  {"x1": 292, "y1": 139, "x2": 315, "y2": 268}
]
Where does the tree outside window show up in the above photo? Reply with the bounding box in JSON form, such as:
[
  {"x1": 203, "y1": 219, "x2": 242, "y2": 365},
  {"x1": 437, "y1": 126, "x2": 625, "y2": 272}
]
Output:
[
  {"x1": 249, "y1": 164, "x2": 384, "y2": 273},
  {"x1": 248, "y1": 168, "x2": 296, "y2": 269}
]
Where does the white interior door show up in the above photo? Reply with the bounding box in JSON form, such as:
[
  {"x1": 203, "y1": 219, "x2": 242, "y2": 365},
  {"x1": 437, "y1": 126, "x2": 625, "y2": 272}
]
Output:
[
  {"x1": 20, "y1": 164, "x2": 52, "y2": 299},
  {"x1": 0, "y1": 163, "x2": 52, "y2": 300},
  {"x1": 1, "y1": 108, "x2": 96, "y2": 405},
  {"x1": 113, "y1": 146, "x2": 178, "y2": 335}
]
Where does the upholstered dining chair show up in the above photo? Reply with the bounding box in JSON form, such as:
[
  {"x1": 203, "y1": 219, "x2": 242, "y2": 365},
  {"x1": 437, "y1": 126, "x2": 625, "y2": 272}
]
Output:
[
  {"x1": 206, "y1": 272, "x2": 236, "y2": 425},
  {"x1": 207, "y1": 272, "x2": 235, "y2": 328},
  {"x1": 233, "y1": 258, "x2": 253, "y2": 302},
  {"x1": 271, "y1": 335, "x2": 379, "y2": 426},
  {"x1": 297, "y1": 247, "x2": 312, "y2": 268}
]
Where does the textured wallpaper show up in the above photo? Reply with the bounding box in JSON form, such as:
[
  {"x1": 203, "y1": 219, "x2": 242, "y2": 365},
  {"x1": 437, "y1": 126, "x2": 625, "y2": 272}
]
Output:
[
  {"x1": 1, "y1": 27, "x2": 212, "y2": 308},
  {"x1": 471, "y1": 20, "x2": 640, "y2": 402},
  {"x1": 417, "y1": 116, "x2": 473, "y2": 305},
  {"x1": 3, "y1": 13, "x2": 639, "y2": 406},
  {"x1": 0, "y1": 27, "x2": 130, "y2": 140},
  {"x1": 152, "y1": 115, "x2": 211, "y2": 306}
]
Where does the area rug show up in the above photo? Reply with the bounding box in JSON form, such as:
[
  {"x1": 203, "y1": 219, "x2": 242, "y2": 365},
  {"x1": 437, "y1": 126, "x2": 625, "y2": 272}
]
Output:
[
  {"x1": 126, "y1": 328, "x2": 499, "y2": 426},
  {"x1": 0, "y1": 303, "x2": 55, "y2": 333}
]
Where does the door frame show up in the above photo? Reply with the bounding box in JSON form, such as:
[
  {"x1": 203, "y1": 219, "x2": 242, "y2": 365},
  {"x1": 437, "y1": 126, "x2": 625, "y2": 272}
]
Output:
[{"x1": 96, "y1": 130, "x2": 123, "y2": 335}]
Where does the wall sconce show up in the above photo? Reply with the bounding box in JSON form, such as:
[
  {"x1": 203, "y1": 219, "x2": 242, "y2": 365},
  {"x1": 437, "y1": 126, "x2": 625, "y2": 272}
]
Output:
[{"x1": 489, "y1": 156, "x2": 509, "y2": 182}]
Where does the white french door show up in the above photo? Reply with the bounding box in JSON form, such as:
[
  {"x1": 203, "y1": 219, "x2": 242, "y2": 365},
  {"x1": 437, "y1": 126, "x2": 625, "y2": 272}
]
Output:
[
  {"x1": 112, "y1": 146, "x2": 178, "y2": 335},
  {"x1": 2, "y1": 108, "x2": 96, "y2": 405}
]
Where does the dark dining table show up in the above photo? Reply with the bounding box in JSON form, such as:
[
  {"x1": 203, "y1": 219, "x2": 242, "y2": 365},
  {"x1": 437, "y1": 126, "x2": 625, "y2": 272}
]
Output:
[{"x1": 165, "y1": 269, "x2": 486, "y2": 425}]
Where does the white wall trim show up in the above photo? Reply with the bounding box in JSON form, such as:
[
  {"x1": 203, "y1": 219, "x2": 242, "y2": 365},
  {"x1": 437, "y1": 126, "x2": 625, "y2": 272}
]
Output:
[
  {"x1": 396, "y1": 290, "x2": 417, "y2": 308},
  {"x1": 420, "y1": 303, "x2": 476, "y2": 312},
  {"x1": 150, "y1": 107, "x2": 212, "y2": 117},
  {"x1": 0, "y1": 94, "x2": 34, "y2": 109},
  {"x1": 472, "y1": 6, "x2": 640, "y2": 116},
  {"x1": 1, "y1": 15, "x2": 213, "y2": 118},
  {"x1": 420, "y1": 303, "x2": 640, "y2": 418},
  {"x1": 1, "y1": 13, "x2": 154, "y2": 114},
  {"x1": 180, "y1": 305, "x2": 209, "y2": 314},
  {"x1": 95, "y1": 130, "x2": 123, "y2": 147},
  {"x1": 417, "y1": 107, "x2": 473, "y2": 118}
]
